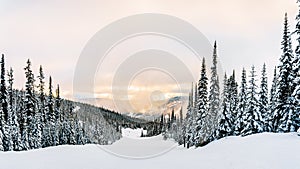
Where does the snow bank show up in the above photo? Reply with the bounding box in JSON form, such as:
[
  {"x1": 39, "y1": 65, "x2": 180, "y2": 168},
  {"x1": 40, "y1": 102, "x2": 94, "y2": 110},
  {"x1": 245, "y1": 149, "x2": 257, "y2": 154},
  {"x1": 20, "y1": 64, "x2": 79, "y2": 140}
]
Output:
[{"x1": 0, "y1": 132, "x2": 299, "y2": 169}]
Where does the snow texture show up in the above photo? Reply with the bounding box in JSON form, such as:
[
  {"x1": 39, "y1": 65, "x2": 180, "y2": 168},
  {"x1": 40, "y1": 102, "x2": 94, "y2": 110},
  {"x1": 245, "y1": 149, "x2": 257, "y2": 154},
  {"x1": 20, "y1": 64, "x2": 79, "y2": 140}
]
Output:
[{"x1": 0, "y1": 129, "x2": 299, "y2": 169}]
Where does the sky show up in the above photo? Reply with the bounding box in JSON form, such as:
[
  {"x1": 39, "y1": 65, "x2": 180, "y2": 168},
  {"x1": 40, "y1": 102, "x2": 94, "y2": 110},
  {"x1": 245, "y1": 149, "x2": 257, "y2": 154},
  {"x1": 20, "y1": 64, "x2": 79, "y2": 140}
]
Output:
[{"x1": 0, "y1": 0, "x2": 298, "y2": 113}]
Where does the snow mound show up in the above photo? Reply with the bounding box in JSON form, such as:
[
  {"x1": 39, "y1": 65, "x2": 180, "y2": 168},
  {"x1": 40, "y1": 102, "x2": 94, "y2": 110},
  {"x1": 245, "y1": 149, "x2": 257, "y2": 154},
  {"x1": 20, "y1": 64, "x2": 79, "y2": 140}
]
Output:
[{"x1": 0, "y1": 132, "x2": 299, "y2": 169}]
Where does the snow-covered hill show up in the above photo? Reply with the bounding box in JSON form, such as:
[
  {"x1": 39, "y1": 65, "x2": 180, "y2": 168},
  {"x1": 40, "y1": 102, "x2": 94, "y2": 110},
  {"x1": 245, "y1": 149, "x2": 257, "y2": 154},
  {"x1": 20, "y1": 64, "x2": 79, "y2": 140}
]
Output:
[{"x1": 0, "y1": 131, "x2": 299, "y2": 169}]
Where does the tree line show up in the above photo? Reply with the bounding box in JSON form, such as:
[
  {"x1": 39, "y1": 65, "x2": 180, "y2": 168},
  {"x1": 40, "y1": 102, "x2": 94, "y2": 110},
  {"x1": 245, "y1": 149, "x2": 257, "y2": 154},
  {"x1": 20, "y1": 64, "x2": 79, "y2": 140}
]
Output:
[
  {"x1": 0, "y1": 56, "x2": 122, "y2": 151},
  {"x1": 163, "y1": 9, "x2": 300, "y2": 147}
]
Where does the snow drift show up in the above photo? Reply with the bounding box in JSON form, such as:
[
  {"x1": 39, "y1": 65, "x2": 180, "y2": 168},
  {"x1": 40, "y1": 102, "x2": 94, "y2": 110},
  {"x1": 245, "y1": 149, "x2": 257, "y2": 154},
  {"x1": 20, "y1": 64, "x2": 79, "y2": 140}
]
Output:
[{"x1": 0, "y1": 132, "x2": 299, "y2": 169}]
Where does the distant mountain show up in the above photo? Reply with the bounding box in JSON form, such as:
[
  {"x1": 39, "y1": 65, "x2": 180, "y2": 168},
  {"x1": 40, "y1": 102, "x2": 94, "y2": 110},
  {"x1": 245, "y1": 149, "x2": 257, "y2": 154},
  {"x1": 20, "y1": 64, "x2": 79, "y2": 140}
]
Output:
[
  {"x1": 123, "y1": 96, "x2": 188, "y2": 121},
  {"x1": 78, "y1": 96, "x2": 188, "y2": 121}
]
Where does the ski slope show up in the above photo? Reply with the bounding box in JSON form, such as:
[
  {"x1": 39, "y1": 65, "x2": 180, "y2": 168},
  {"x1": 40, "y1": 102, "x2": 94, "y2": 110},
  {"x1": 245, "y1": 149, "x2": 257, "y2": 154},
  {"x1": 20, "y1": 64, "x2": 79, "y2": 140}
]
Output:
[{"x1": 0, "y1": 129, "x2": 300, "y2": 169}]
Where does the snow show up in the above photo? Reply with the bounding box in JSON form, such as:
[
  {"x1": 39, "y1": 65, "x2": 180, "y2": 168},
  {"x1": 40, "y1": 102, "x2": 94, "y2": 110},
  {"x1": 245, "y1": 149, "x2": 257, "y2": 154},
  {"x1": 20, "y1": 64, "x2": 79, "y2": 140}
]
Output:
[
  {"x1": 0, "y1": 130, "x2": 300, "y2": 169},
  {"x1": 121, "y1": 128, "x2": 147, "y2": 138}
]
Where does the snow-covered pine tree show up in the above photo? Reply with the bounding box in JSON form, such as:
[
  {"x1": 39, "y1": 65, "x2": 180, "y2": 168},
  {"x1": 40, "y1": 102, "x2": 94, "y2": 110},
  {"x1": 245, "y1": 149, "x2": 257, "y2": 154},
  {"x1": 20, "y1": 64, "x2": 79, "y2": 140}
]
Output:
[
  {"x1": 208, "y1": 41, "x2": 220, "y2": 138},
  {"x1": 294, "y1": 0, "x2": 300, "y2": 89},
  {"x1": 269, "y1": 67, "x2": 278, "y2": 131},
  {"x1": 24, "y1": 59, "x2": 37, "y2": 149},
  {"x1": 177, "y1": 106, "x2": 184, "y2": 145},
  {"x1": 228, "y1": 70, "x2": 238, "y2": 123},
  {"x1": 42, "y1": 76, "x2": 54, "y2": 147},
  {"x1": 185, "y1": 83, "x2": 195, "y2": 148},
  {"x1": 242, "y1": 66, "x2": 263, "y2": 136},
  {"x1": 291, "y1": 0, "x2": 300, "y2": 131},
  {"x1": 0, "y1": 54, "x2": 12, "y2": 151},
  {"x1": 37, "y1": 66, "x2": 46, "y2": 125},
  {"x1": 7, "y1": 68, "x2": 22, "y2": 150},
  {"x1": 234, "y1": 68, "x2": 247, "y2": 135},
  {"x1": 275, "y1": 13, "x2": 296, "y2": 132},
  {"x1": 54, "y1": 84, "x2": 61, "y2": 145},
  {"x1": 37, "y1": 66, "x2": 47, "y2": 148},
  {"x1": 48, "y1": 76, "x2": 58, "y2": 146},
  {"x1": 259, "y1": 63, "x2": 270, "y2": 131},
  {"x1": 216, "y1": 73, "x2": 233, "y2": 139},
  {"x1": 195, "y1": 58, "x2": 209, "y2": 146},
  {"x1": 55, "y1": 84, "x2": 61, "y2": 121}
]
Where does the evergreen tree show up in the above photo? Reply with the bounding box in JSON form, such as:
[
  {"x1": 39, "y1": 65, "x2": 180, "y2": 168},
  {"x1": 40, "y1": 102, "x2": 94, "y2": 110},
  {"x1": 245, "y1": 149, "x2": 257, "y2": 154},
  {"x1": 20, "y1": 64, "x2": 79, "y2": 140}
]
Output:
[
  {"x1": 53, "y1": 84, "x2": 61, "y2": 145},
  {"x1": 235, "y1": 68, "x2": 247, "y2": 135},
  {"x1": 291, "y1": 0, "x2": 300, "y2": 131},
  {"x1": 269, "y1": 67, "x2": 278, "y2": 131},
  {"x1": 0, "y1": 55, "x2": 12, "y2": 151},
  {"x1": 195, "y1": 58, "x2": 209, "y2": 146},
  {"x1": 24, "y1": 59, "x2": 36, "y2": 149},
  {"x1": 228, "y1": 70, "x2": 238, "y2": 122},
  {"x1": 259, "y1": 64, "x2": 270, "y2": 131},
  {"x1": 242, "y1": 66, "x2": 263, "y2": 136},
  {"x1": 8, "y1": 68, "x2": 22, "y2": 150},
  {"x1": 37, "y1": 66, "x2": 46, "y2": 124},
  {"x1": 216, "y1": 73, "x2": 233, "y2": 139},
  {"x1": 208, "y1": 41, "x2": 220, "y2": 136},
  {"x1": 275, "y1": 13, "x2": 296, "y2": 132},
  {"x1": 185, "y1": 83, "x2": 195, "y2": 148}
]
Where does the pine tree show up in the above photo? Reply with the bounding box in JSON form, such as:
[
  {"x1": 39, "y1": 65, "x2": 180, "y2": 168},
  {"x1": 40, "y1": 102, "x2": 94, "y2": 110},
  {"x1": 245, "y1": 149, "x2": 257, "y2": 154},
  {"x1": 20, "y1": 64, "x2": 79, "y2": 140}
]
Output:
[
  {"x1": 259, "y1": 64, "x2": 270, "y2": 131},
  {"x1": 185, "y1": 83, "x2": 195, "y2": 148},
  {"x1": 53, "y1": 84, "x2": 61, "y2": 145},
  {"x1": 291, "y1": 0, "x2": 300, "y2": 131},
  {"x1": 0, "y1": 55, "x2": 8, "y2": 122},
  {"x1": 275, "y1": 13, "x2": 296, "y2": 132},
  {"x1": 208, "y1": 41, "x2": 220, "y2": 136},
  {"x1": 37, "y1": 66, "x2": 46, "y2": 124},
  {"x1": 0, "y1": 55, "x2": 12, "y2": 151},
  {"x1": 235, "y1": 68, "x2": 247, "y2": 135},
  {"x1": 216, "y1": 73, "x2": 233, "y2": 139},
  {"x1": 228, "y1": 70, "x2": 238, "y2": 122},
  {"x1": 294, "y1": 0, "x2": 300, "y2": 86},
  {"x1": 24, "y1": 59, "x2": 36, "y2": 149},
  {"x1": 7, "y1": 68, "x2": 22, "y2": 150},
  {"x1": 242, "y1": 66, "x2": 263, "y2": 136},
  {"x1": 269, "y1": 67, "x2": 278, "y2": 131},
  {"x1": 47, "y1": 76, "x2": 54, "y2": 124},
  {"x1": 195, "y1": 58, "x2": 209, "y2": 146},
  {"x1": 37, "y1": 66, "x2": 47, "y2": 148}
]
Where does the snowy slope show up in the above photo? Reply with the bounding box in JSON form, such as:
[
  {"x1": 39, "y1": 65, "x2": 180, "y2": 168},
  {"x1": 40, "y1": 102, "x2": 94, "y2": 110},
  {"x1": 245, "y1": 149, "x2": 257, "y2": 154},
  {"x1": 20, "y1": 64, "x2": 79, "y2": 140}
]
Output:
[{"x1": 0, "y1": 131, "x2": 300, "y2": 169}]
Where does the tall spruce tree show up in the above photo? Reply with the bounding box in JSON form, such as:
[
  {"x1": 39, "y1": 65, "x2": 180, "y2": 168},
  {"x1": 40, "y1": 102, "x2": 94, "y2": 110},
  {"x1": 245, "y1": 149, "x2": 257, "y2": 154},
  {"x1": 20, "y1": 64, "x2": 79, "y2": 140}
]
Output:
[
  {"x1": 24, "y1": 59, "x2": 36, "y2": 149},
  {"x1": 242, "y1": 66, "x2": 263, "y2": 136},
  {"x1": 8, "y1": 68, "x2": 22, "y2": 150},
  {"x1": 208, "y1": 41, "x2": 220, "y2": 136},
  {"x1": 195, "y1": 58, "x2": 209, "y2": 146},
  {"x1": 0, "y1": 54, "x2": 12, "y2": 151},
  {"x1": 291, "y1": 0, "x2": 300, "y2": 131},
  {"x1": 228, "y1": 70, "x2": 238, "y2": 123},
  {"x1": 185, "y1": 83, "x2": 195, "y2": 148},
  {"x1": 235, "y1": 68, "x2": 247, "y2": 135},
  {"x1": 269, "y1": 67, "x2": 278, "y2": 131},
  {"x1": 259, "y1": 64, "x2": 270, "y2": 131},
  {"x1": 37, "y1": 66, "x2": 46, "y2": 124},
  {"x1": 216, "y1": 73, "x2": 233, "y2": 139},
  {"x1": 274, "y1": 13, "x2": 296, "y2": 132}
]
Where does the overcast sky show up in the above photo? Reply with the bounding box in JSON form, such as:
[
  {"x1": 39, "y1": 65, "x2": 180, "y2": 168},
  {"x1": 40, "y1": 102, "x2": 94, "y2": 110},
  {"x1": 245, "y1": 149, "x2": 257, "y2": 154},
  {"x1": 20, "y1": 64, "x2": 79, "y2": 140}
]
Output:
[{"x1": 0, "y1": 0, "x2": 298, "y2": 112}]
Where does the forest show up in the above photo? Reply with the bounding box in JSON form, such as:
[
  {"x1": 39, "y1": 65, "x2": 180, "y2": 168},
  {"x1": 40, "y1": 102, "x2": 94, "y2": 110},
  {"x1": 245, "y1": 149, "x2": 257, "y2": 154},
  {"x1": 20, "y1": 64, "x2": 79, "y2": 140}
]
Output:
[{"x1": 162, "y1": 12, "x2": 300, "y2": 148}]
